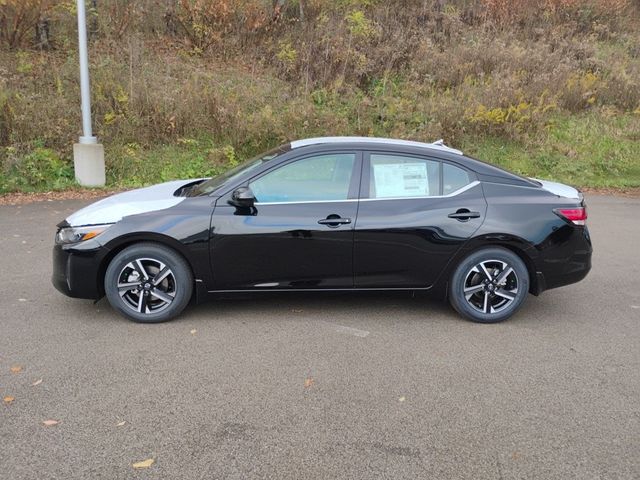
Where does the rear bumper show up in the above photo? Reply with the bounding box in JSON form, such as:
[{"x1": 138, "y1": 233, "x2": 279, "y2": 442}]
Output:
[
  {"x1": 52, "y1": 242, "x2": 107, "y2": 300},
  {"x1": 535, "y1": 225, "x2": 592, "y2": 294}
]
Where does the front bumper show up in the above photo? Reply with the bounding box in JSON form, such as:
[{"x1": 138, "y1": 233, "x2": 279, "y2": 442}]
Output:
[{"x1": 52, "y1": 242, "x2": 109, "y2": 300}]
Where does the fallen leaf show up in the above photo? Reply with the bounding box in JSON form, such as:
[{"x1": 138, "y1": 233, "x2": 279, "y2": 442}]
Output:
[
  {"x1": 10, "y1": 365, "x2": 23, "y2": 373},
  {"x1": 304, "y1": 378, "x2": 315, "y2": 388},
  {"x1": 18, "y1": 298, "x2": 27, "y2": 302},
  {"x1": 43, "y1": 419, "x2": 59, "y2": 426},
  {"x1": 398, "y1": 396, "x2": 406, "y2": 402},
  {"x1": 132, "y1": 458, "x2": 154, "y2": 469},
  {"x1": 3, "y1": 396, "x2": 15, "y2": 404},
  {"x1": 190, "y1": 329, "x2": 197, "y2": 335},
  {"x1": 117, "y1": 421, "x2": 126, "y2": 427},
  {"x1": 32, "y1": 378, "x2": 43, "y2": 386}
]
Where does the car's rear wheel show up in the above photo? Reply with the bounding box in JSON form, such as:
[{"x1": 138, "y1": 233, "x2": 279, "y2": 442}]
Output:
[
  {"x1": 449, "y1": 247, "x2": 529, "y2": 323},
  {"x1": 104, "y1": 243, "x2": 193, "y2": 323}
]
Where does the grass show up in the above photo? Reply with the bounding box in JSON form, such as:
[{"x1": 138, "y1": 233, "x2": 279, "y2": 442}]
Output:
[
  {"x1": 1, "y1": 1, "x2": 640, "y2": 194},
  {"x1": 2, "y1": 109, "x2": 638, "y2": 195},
  {"x1": 462, "y1": 112, "x2": 640, "y2": 189}
]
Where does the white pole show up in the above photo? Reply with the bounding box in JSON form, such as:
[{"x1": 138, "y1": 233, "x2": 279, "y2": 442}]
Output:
[
  {"x1": 73, "y1": 0, "x2": 104, "y2": 186},
  {"x1": 76, "y1": 0, "x2": 96, "y2": 144}
]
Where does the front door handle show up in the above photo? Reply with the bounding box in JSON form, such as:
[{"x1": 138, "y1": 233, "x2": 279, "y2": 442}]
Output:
[
  {"x1": 318, "y1": 215, "x2": 351, "y2": 228},
  {"x1": 448, "y1": 209, "x2": 481, "y2": 221}
]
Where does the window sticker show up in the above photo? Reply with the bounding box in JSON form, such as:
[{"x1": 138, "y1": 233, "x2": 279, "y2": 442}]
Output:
[{"x1": 373, "y1": 162, "x2": 429, "y2": 198}]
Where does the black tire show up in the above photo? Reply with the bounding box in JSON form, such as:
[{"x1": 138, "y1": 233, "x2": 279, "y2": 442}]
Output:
[
  {"x1": 104, "y1": 243, "x2": 193, "y2": 323},
  {"x1": 449, "y1": 247, "x2": 529, "y2": 324}
]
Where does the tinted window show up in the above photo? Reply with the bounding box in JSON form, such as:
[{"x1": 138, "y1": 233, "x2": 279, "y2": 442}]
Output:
[
  {"x1": 250, "y1": 153, "x2": 355, "y2": 203},
  {"x1": 369, "y1": 154, "x2": 440, "y2": 199},
  {"x1": 443, "y1": 163, "x2": 472, "y2": 194},
  {"x1": 190, "y1": 146, "x2": 289, "y2": 196}
]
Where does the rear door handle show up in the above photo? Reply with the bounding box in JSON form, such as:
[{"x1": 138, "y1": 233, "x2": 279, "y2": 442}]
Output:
[
  {"x1": 448, "y1": 210, "x2": 481, "y2": 221},
  {"x1": 318, "y1": 216, "x2": 351, "y2": 227}
]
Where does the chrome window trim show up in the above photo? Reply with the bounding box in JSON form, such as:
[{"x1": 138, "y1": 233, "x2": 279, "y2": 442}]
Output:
[
  {"x1": 257, "y1": 198, "x2": 359, "y2": 206},
  {"x1": 360, "y1": 180, "x2": 480, "y2": 201},
  {"x1": 290, "y1": 137, "x2": 463, "y2": 155},
  {"x1": 254, "y1": 181, "x2": 480, "y2": 205}
]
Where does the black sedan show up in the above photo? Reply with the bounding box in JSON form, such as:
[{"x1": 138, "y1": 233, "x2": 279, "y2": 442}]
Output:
[{"x1": 53, "y1": 137, "x2": 592, "y2": 324}]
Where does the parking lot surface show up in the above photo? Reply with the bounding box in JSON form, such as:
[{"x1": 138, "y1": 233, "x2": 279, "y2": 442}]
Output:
[{"x1": 1, "y1": 194, "x2": 638, "y2": 479}]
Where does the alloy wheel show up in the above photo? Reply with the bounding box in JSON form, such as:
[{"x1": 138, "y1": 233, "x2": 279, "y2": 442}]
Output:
[
  {"x1": 463, "y1": 259, "x2": 519, "y2": 315},
  {"x1": 117, "y1": 258, "x2": 176, "y2": 314}
]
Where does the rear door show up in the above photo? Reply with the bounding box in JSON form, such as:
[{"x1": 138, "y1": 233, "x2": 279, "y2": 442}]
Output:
[
  {"x1": 354, "y1": 151, "x2": 486, "y2": 288},
  {"x1": 210, "y1": 151, "x2": 361, "y2": 290}
]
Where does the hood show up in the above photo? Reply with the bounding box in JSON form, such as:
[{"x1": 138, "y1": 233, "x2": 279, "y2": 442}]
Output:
[
  {"x1": 531, "y1": 178, "x2": 581, "y2": 200},
  {"x1": 66, "y1": 179, "x2": 202, "y2": 227}
]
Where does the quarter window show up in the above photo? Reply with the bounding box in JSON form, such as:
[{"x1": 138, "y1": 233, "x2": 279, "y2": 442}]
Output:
[
  {"x1": 443, "y1": 163, "x2": 472, "y2": 195},
  {"x1": 249, "y1": 153, "x2": 355, "y2": 203},
  {"x1": 369, "y1": 154, "x2": 440, "y2": 199}
]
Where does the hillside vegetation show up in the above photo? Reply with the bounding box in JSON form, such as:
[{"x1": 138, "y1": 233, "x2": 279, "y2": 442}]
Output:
[{"x1": 1, "y1": 0, "x2": 640, "y2": 194}]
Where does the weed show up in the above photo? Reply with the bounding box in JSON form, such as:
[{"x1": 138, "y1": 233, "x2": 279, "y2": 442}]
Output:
[{"x1": 1, "y1": 0, "x2": 639, "y2": 192}]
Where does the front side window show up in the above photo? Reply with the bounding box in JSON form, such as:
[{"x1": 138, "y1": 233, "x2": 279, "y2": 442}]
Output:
[
  {"x1": 369, "y1": 154, "x2": 440, "y2": 199},
  {"x1": 249, "y1": 153, "x2": 355, "y2": 203},
  {"x1": 190, "y1": 146, "x2": 288, "y2": 196}
]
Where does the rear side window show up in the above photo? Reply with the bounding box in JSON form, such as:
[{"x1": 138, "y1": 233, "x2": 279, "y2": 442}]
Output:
[
  {"x1": 443, "y1": 163, "x2": 472, "y2": 194},
  {"x1": 369, "y1": 154, "x2": 440, "y2": 199}
]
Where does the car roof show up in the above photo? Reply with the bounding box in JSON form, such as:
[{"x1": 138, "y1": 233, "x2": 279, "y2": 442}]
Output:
[
  {"x1": 202, "y1": 138, "x2": 537, "y2": 197},
  {"x1": 287, "y1": 137, "x2": 537, "y2": 187},
  {"x1": 290, "y1": 136, "x2": 463, "y2": 155}
]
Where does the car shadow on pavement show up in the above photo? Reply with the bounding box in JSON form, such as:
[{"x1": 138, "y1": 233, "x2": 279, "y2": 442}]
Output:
[{"x1": 73, "y1": 287, "x2": 557, "y2": 328}]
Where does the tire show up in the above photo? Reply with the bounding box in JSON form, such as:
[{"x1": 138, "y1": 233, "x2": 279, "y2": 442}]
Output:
[
  {"x1": 104, "y1": 243, "x2": 193, "y2": 323},
  {"x1": 449, "y1": 247, "x2": 529, "y2": 324}
]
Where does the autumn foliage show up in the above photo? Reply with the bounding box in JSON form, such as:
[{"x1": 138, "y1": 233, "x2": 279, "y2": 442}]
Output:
[
  {"x1": 0, "y1": 0, "x2": 56, "y2": 48},
  {"x1": 1, "y1": 0, "x2": 640, "y2": 192},
  {"x1": 0, "y1": 0, "x2": 636, "y2": 49}
]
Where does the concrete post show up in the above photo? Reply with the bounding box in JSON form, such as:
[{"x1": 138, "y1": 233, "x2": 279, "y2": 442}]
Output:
[{"x1": 73, "y1": 0, "x2": 105, "y2": 186}]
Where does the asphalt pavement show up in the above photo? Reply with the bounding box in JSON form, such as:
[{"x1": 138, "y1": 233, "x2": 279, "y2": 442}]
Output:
[{"x1": 0, "y1": 194, "x2": 638, "y2": 479}]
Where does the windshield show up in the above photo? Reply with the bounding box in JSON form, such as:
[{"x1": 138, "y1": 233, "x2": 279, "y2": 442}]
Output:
[{"x1": 189, "y1": 145, "x2": 290, "y2": 196}]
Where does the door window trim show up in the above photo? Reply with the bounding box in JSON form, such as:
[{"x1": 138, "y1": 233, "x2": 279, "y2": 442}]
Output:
[
  {"x1": 257, "y1": 198, "x2": 360, "y2": 206},
  {"x1": 359, "y1": 181, "x2": 480, "y2": 201}
]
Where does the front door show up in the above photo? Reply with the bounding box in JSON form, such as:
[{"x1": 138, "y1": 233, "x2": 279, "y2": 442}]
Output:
[
  {"x1": 210, "y1": 152, "x2": 361, "y2": 290},
  {"x1": 354, "y1": 152, "x2": 487, "y2": 288}
]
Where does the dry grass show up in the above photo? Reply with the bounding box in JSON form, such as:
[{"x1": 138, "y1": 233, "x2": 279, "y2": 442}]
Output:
[{"x1": 1, "y1": 0, "x2": 640, "y2": 192}]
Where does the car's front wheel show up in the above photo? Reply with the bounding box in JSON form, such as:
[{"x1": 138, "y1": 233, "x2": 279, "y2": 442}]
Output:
[
  {"x1": 104, "y1": 243, "x2": 193, "y2": 323},
  {"x1": 449, "y1": 247, "x2": 529, "y2": 323}
]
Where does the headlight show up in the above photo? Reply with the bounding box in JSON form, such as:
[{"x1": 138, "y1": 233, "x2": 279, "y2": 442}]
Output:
[{"x1": 55, "y1": 224, "x2": 113, "y2": 245}]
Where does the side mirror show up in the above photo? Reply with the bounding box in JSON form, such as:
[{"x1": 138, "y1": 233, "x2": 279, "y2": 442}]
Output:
[{"x1": 229, "y1": 186, "x2": 256, "y2": 207}]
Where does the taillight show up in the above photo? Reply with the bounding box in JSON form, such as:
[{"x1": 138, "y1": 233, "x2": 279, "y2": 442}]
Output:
[{"x1": 554, "y1": 207, "x2": 587, "y2": 226}]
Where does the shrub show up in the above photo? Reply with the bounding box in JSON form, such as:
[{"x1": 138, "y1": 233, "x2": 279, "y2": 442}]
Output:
[
  {"x1": 1, "y1": 0, "x2": 639, "y2": 192},
  {"x1": 0, "y1": 0, "x2": 57, "y2": 49},
  {"x1": 1, "y1": 147, "x2": 73, "y2": 191}
]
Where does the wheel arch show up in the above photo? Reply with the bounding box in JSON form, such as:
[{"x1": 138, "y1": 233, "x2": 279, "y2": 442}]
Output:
[
  {"x1": 98, "y1": 233, "x2": 200, "y2": 299},
  {"x1": 437, "y1": 234, "x2": 542, "y2": 298}
]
